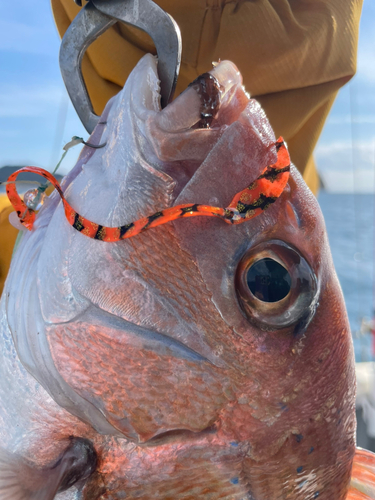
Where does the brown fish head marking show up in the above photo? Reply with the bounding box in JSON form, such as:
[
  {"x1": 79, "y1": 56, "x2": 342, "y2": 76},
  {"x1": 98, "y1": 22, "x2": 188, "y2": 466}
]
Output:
[{"x1": 5, "y1": 55, "x2": 356, "y2": 499}]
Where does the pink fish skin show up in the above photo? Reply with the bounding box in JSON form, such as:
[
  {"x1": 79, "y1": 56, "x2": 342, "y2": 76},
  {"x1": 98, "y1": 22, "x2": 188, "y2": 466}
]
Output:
[{"x1": 0, "y1": 55, "x2": 361, "y2": 500}]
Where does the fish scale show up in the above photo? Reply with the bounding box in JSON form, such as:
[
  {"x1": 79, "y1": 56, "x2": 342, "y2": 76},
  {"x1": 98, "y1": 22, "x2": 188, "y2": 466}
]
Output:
[
  {"x1": 47, "y1": 319, "x2": 229, "y2": 441},
  {"x1": 123, "y1": 225, "x2": 238, "y2": 364},
  {"x1": 92, "y1": 438, "x2": 249, "y2": 500}
]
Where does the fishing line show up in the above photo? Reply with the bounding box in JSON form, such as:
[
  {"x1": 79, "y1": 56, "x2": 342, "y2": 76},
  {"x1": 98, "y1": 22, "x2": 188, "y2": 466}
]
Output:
[
  {"x1": 49, "y1": 92, "x2": 69, "y2": 169},
  {"x1": 48, "y1": 94, "x2": 106, "y2": 174}
]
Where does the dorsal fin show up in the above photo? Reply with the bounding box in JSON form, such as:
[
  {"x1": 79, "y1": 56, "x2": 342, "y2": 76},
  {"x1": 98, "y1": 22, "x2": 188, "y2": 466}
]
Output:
[{"x1": 348, "y1": 447, "x2": 375, "y2": 499}]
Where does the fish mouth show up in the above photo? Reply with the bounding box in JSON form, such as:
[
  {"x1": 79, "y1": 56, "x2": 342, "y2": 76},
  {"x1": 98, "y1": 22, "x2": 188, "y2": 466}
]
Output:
[
  {"x1": 140, "y1": 56, "x2": 251, "y2": 199},
  {"x1": 153, "y1": 59, "x2": 247, "y2": 131}
]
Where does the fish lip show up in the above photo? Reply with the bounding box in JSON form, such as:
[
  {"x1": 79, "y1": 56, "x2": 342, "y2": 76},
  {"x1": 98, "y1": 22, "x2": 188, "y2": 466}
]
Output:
[
  {"x1": 142, "y1": 61, "x2": 248, "y2": 200},
  {"x1": 151, "y1": 59, "x2": 243, "y2": 133}
]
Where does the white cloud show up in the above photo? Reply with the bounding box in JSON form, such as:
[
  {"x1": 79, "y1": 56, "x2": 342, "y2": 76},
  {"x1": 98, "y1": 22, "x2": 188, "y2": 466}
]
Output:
[
  {"x1": 316, "y1": 138, "x2": 375, "y2": 192},
  {"x1": 316, "y1": 139, "x2": 375, "y2": 165},
  {"x1": 0, "y1": 84, "x2": 64, "y2": 117},
  {"x1": 326, "y1": 115, "x2": 375, "y2": 125},
  {"x1": 319, "y1": 169, "x2": 375, "y2": 193}
]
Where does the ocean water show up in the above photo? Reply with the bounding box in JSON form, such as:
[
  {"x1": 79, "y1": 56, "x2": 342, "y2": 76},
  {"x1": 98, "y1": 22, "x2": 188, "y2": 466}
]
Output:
[{"x1": 318, "y1": 192, "x2": 375, "y2": 362}]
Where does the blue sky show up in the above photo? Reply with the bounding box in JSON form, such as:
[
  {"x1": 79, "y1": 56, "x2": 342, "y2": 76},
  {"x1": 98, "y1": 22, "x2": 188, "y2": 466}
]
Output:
[
  {"x1": 0, "y1": 1, "x2": 374, "y2": 192},
  {"x1": 315, "y1": 0, "x2": 375, "y2": 192}
]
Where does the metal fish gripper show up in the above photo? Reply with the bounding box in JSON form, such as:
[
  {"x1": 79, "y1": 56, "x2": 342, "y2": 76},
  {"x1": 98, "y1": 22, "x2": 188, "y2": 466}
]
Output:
[{"x1": 60, "y1": 0, "x2": 182, "y2": 133}]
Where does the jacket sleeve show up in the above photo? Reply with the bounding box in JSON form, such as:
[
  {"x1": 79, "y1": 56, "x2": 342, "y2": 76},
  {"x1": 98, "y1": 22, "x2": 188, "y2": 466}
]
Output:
[{"x1": 51, "y1": 0, "x2": 363, "y2": 192}]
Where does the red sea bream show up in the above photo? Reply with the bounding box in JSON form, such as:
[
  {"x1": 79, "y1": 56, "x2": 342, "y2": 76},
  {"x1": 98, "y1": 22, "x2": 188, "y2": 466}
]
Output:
[{"x1": 1, "y1": 56, "x2": 375, "y2": 500}]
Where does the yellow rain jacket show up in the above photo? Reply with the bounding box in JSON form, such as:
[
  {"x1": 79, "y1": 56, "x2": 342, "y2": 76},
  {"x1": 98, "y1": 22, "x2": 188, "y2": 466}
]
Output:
[{"x1": 0, "y1": 0, "x2": 363, "y2": 295}]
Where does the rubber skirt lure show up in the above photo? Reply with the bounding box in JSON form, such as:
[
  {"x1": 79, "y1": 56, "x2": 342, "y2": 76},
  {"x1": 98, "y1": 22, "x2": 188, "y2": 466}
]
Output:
[{"x1": 6, "y1": 137, "x2": 290, "y2": 242}]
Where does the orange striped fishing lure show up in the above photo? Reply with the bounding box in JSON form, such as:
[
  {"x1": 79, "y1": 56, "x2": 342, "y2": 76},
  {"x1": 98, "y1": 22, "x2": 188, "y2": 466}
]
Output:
[{"x1": 6, "y1": 137, "x2": 290, "y2": 242}]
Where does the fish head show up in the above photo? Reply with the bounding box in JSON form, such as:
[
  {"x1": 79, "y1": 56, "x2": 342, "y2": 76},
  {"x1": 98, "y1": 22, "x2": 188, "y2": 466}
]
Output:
[
  {"x1": 5, "y1": 55, "x2": 356, "y2": 499},
  {"x1": 173, "y1": 136, "x2": 357, "y2": 498}
]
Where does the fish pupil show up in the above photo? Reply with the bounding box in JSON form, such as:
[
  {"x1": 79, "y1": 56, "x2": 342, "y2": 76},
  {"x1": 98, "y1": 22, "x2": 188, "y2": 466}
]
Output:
[{"x1": 247, "y1": 258, "x2": 291, "y2": 302}]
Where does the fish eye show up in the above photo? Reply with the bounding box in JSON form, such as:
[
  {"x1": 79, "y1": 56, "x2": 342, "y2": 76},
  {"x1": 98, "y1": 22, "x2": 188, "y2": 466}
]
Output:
[{"x1": 236, "y1": 240, "x2": 318, "y2": 330}]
